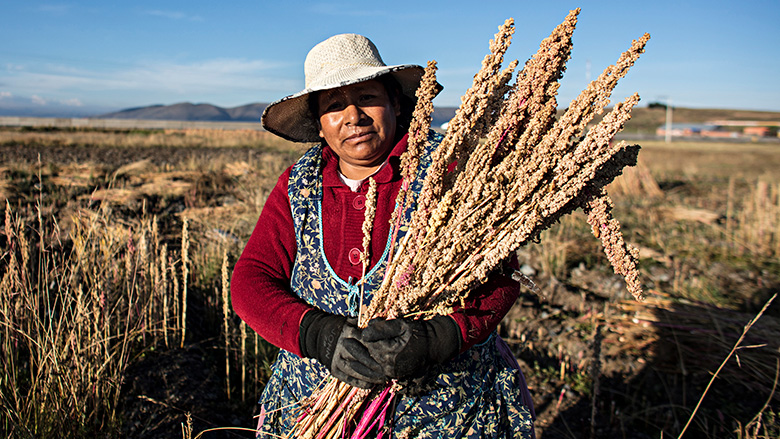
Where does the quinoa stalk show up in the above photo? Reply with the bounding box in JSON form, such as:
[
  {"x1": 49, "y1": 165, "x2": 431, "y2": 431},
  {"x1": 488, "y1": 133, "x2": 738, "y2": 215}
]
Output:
[
  {"x1": 357, "y1": 178, "x2": 378, "y2": 326},
  {"x1": 370, "y1": 15, "x2": 648, "y2": 318}
]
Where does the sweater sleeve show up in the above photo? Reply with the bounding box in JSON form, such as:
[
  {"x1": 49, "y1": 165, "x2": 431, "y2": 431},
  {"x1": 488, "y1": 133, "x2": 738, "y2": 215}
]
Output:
[
  {"x1": 448, "y1": 260, "x2": 521, "y2": 352},
  {"x1": 230, "y1": 167, "x2": 312, "y2": 357}
]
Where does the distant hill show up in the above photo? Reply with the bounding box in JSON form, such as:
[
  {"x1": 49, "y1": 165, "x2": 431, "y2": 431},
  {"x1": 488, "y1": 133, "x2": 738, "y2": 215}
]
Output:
[
  {"x1": 97, "y1": 102, "x2": 780, "y2": 135},
  {"x1": 224, "y1": 103, "x2": 268, "y2": 121},
  {"x1": 99, "y1": 102, "x2": 268, "y2": 122},
  {"x1": 99, "y1": 102, "x2": 456, "y2": 127}
]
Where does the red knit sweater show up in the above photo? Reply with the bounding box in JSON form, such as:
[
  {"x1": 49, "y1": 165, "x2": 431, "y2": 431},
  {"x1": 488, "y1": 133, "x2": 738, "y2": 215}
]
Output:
[{"x1": 231, "y1": 134, "x2": 520, "y2": 357}]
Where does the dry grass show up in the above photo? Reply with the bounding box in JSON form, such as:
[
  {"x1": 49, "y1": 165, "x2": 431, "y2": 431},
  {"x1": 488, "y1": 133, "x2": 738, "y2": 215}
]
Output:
[
  {"x1": 0, "y1": 126, "x2": 778, "y2": 437},
  {"x1": 0, "y1": 202, "x2": 176, "y2": 436},
  {"x1": 638, "y1": 140, "x2": 780, "y2": 182},
  {"x1": 0, "y1": 127, "x2": 297, "y2": 150},
  {"x1": 503, "y1": 138, "x2": 780, "y2": 437},
  {"x1": 0, "y1": 128, "x2": 296, "y2": 438}
]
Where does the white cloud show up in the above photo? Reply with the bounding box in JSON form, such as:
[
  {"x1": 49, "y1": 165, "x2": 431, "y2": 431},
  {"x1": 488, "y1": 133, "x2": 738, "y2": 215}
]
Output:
[
  {"x1": 112, "y1": 58, "x2": 294, "y2": 94},
  {"x1": 0, "y1": 91, "x2": 11, "y2": 99},
  {"x1": 0, "y1": 57, "x2": 299, "y2": 107},
  {"x1": 36, "y1": 4, "x2": 72, "y2": 14},
  {"x1": 145, "y1": 10, "x2": 204, "y2": 22},
  {"x1": 60, "y1": 98, "x2": 83, "y2": 107},
  {"x1": 309, "y1": 3, "x2": 388, "y2": 17},
  {"x1": 31, "y1": 95, "x2": 47, "y2": 105}
]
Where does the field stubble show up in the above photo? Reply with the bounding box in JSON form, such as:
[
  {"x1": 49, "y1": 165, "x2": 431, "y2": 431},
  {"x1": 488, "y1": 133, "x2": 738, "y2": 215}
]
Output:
[{"x1": 0, "y1": 128, "x2": 778, "y2": 438}]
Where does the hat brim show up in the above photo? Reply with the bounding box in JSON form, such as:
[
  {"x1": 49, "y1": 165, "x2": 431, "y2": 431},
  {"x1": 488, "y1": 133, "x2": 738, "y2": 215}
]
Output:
[{"x1": 262, "y1": 64, "x2": 441, "y2": 143}]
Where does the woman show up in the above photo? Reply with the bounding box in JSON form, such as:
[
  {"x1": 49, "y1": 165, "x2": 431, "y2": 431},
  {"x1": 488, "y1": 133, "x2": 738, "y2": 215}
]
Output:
[{"x1": 231, "y1": 33, "x2": 535, "y2": 438}]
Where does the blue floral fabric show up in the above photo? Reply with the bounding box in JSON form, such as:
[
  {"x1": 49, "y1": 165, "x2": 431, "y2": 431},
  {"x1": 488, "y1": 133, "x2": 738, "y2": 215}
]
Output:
[
  {"x1": 391, "y1": 333, "x2": 534, "y2": 438},
  {"x1": 256, "y1": 132, "x2": 534, "y2": 438}
]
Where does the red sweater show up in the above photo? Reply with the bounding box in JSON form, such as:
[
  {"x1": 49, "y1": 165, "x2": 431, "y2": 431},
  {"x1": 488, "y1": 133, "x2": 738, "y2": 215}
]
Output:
[{"x1": 231, "y1": 134, "x2": 520, "y2": 357}]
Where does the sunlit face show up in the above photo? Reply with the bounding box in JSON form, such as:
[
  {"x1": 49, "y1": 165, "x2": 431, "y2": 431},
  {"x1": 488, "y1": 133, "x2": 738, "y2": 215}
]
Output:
[{"x1": 316, "y1": 79, "x2": 400, "y2": 180}]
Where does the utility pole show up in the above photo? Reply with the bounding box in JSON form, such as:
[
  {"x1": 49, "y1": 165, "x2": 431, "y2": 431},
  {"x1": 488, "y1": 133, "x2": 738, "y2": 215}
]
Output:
[{"x1": 665, "y1": 97, "x2": 673, "y2": 143}]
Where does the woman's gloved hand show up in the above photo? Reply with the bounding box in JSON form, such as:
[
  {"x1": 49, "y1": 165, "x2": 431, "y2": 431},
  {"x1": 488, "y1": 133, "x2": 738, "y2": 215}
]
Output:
[
  {"x1": 362, "y1": 316, "x2": 462, "y2": 379},
  {"x1": 299, "y1": 309, "x2": 386, "y2": 389}
]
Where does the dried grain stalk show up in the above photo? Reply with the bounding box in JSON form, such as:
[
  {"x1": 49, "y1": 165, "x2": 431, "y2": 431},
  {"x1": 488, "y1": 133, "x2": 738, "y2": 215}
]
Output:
[{"x1": 367, "y1": 8, "x2": 647, "y2": 322}]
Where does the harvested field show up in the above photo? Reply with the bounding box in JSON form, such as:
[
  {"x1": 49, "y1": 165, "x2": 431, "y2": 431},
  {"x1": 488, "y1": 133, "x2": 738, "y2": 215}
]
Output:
[{"x1": 0, "y1": 128, "x2": 778, "y2": 438}]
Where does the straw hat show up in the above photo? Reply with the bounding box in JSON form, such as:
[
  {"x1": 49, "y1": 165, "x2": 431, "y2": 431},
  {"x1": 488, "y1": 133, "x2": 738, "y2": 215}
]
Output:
[{"x1": 261, "y1": 33, "x2": 441, "y2": 143}]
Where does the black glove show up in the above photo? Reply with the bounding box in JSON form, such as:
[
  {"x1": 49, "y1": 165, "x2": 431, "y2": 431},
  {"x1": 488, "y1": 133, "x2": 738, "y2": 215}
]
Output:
[
  {"x1": 362, "y1": 316, "x2": 461, "y2": 379},
  {"x1": 299, "y1": 309, "x2": 386, "y2": 389}
]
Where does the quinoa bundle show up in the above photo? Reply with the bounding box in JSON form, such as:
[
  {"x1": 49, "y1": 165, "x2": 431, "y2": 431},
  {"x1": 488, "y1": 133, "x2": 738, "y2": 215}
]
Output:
[
  {"x1": 363, "y1": 8, "x2": 646, "y2": 327},
  {"x1": 289, "y1": 9, "x2": 648, "y2": 438}
]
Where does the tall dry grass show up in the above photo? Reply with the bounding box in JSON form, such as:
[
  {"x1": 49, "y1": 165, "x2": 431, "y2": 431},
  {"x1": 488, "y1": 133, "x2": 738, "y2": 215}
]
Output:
[
  {"x1": 727, "y1": 178, "x2": 780, "y2": 257},
  {"x1": 511, "y1": 139, "x2": 779, "y2": 437},
  {"x1": 0, "y1": 201, "x2": 177, "y2": 436},
  {"x1": 0, "y1": 127, "x2": 294, "y2": 437}
]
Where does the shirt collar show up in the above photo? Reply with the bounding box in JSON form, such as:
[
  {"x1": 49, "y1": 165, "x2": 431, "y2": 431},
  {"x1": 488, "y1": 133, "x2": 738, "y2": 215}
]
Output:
[{"x1": 321, "y1": 132, "x2": 409, "y2": 189}]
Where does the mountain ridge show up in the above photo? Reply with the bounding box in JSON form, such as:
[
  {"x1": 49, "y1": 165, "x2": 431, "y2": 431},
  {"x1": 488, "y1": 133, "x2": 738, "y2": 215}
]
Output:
[{"x1": 98, "y1": 102, "x2": 457, "y2": 128}]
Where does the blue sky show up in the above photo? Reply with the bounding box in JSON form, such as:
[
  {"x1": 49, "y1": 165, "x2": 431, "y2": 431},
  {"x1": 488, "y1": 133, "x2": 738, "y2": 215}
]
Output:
[{"x1": 1, "y1": 0, "x2": 779, "y2": 116}]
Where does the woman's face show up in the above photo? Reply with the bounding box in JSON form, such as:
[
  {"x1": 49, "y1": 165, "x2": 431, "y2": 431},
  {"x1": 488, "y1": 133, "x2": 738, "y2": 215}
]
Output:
[{"x1": 316, "y1": 79, "x2": 400, "y2": 179}]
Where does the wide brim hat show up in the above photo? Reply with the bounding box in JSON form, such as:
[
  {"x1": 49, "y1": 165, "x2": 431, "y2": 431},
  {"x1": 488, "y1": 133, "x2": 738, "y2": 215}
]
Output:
[{"x1": 261, "y1": 33, "x2": 442, "y2": 143}]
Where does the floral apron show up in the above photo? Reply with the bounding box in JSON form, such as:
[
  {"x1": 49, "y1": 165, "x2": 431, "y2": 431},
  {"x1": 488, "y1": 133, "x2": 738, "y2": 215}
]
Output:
[{"x1": 256, "y1": 132, "x2": 535, "y2": 438}]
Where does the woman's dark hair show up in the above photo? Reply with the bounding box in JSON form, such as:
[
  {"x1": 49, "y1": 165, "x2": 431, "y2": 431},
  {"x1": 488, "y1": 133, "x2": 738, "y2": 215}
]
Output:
[{"x1": 307, "y1": 73, "x2": 416, "y2": 138}]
